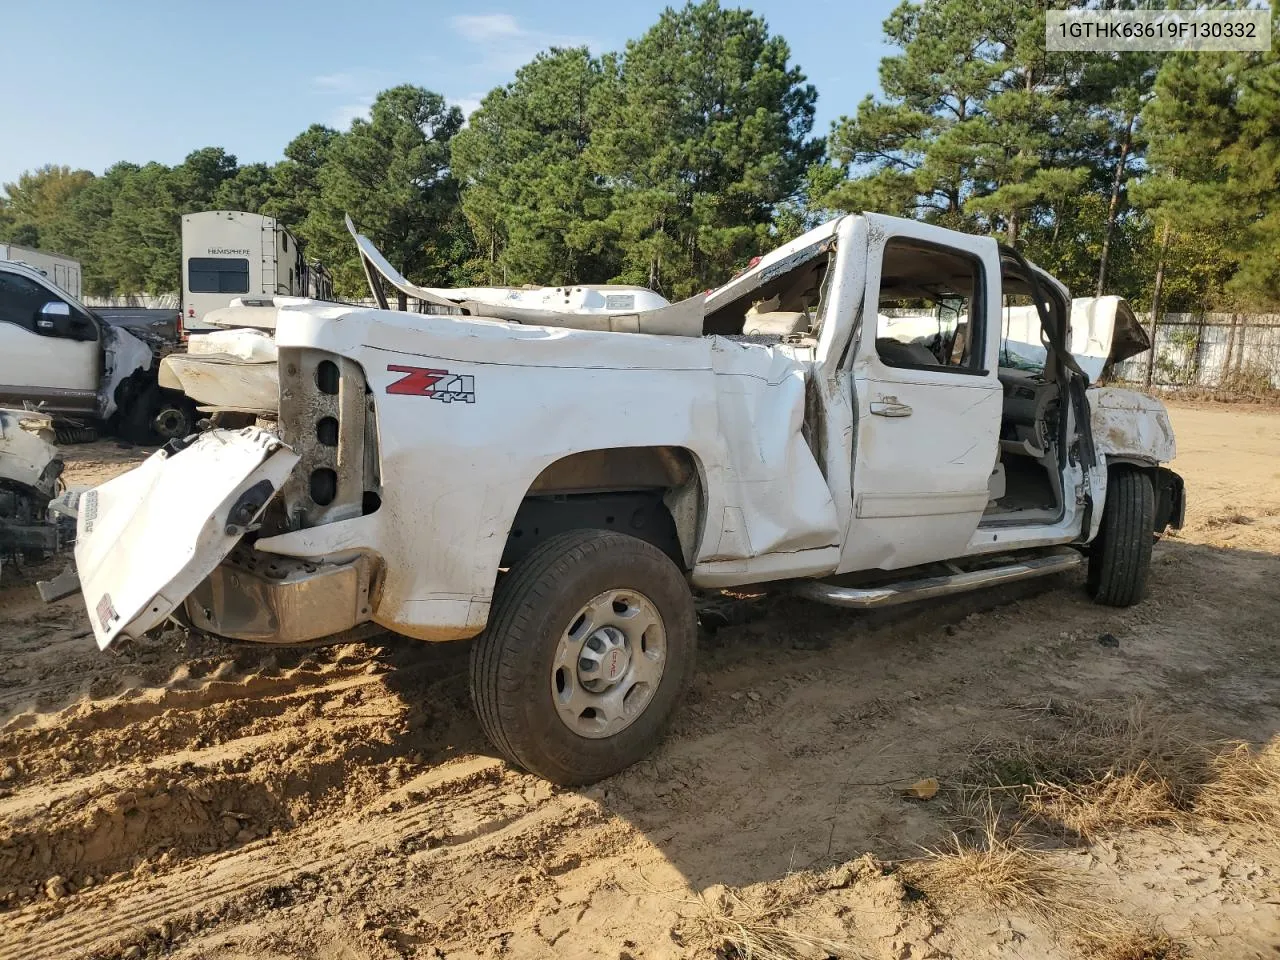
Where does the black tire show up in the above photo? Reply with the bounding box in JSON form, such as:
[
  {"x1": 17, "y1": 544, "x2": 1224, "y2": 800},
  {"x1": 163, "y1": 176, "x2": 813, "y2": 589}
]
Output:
[
  {"x1": 1088, "y1": 467, "x2": 1155, "y2": 607},
  {"x1": 53, "y1": 425, "x2": 99, "y2": 445},
  {"x1": 470, "y1": 529, "x2": 697, "y2": 785},
  {"x1": 118, "y1": 386, "x2": 159, "y2": 443},
  {"x1": 119, "y1": 387, "x2": 194, "y2": 444},
  {"x1": 150, "y1": 391, "x2": 196, "y2": 441}
]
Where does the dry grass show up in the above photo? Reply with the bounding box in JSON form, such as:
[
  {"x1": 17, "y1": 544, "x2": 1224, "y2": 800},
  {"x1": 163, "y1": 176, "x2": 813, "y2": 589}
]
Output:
[
  {"x1": 1091, "y1": 931, "x2": 1188, "y2": 960},
  {"x1": 676, "y1": 701, "x2": 1272, "y2": 960},
  {"x1": 909, "y1": 805, "x2": 1116, "y2": 939},
  {"x1": 960, "y1": 699, "x2": 1280, "y2": 840},
  {"x1": 678, "y1": 884, "x2": 863, "y2": 960},
  {"x1": 904, "y1": 700, "x2": 1280, "y2": 956},
  {"x1": 1196, "y1": 739, "x2": 1280, "y2": 827},
  {"x1": 908, "y1": 803, "x2": 1183, "y2": 958}
]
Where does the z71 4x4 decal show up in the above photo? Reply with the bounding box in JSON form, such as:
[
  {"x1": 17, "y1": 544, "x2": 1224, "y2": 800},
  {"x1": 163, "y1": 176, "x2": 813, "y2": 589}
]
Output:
[{"x1": 386, "y1": 365, "x2": 476, "y2": 403}]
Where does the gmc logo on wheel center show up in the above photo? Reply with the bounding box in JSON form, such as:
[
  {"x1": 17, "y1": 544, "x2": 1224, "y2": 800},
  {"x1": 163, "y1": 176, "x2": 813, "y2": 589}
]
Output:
[{"x1": 385, "y1": 365, "x2": 476, "y2": 403}]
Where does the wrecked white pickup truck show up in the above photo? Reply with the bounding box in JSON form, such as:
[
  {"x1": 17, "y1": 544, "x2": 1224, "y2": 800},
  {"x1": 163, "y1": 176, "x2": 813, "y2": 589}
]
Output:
[
  {"x1": 0, "y1": 258, "x2": 194, "y2": 443},
  {"x1": 64, "y1": 214, "x2": 1184, "y2": 784}
]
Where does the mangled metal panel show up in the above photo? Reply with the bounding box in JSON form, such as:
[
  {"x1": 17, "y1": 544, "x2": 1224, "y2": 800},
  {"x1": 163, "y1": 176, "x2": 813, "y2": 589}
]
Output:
[
  {"x1": 99, "y1": 325, "x2": 154, "y2": 419},
  {"x1": 278, "y1": 348, "x2": 370, "y2": 529},
  {"x1": 345, "y1": 215, "x2": 706, "y2": 337},
  {"x1": 1088, "y1": 386, "x2": 1176, "y2": 464},
  {"x1": 159, "y1": 328, "x2": 280, "y2": 414},
  {"x1": 74, "y1": 428, "x2": 298, "y2": 649},
  {"x1": 0, "y1": 408, "x2": 62, "y2": 498},
  {"x1": 999, "y1": 296, "x2": 1150, "y2": 381}
]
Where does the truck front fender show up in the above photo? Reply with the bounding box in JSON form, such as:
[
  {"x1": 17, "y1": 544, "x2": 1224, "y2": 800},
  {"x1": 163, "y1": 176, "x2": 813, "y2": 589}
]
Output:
[{"x1": 1088, "y1": 386, "x2": 1176, "y2": 465}]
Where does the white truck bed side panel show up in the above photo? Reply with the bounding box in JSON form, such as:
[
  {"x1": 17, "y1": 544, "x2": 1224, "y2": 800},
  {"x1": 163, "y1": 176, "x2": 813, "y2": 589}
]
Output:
[{"x1": 259, "y1": 309, "x2": 841, "y2": 639}]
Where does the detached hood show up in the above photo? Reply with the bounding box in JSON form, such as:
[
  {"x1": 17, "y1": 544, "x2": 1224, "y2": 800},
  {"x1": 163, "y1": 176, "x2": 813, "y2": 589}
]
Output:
[
  {"x1": 345, "y1": 215, "x2": 706, "y2": 337},
  {"x1": 999, "y1": 296, "x2": 1150, "y2": 381}
]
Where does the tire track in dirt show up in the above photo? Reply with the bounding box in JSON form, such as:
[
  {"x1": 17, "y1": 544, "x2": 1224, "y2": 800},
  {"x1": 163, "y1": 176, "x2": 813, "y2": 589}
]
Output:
[
  {"x1": 0, "y1": 652, "x2": 478, "y2": 906},
  {"x1": 0, "y1": 661, "x2": 384, "y2": 786},
  {"x1": 4, "y1": 406, "x2": 1280, "y2": 959},
  {"x1": 0, "y1": 758, "x2": 580, "y2": 960}
]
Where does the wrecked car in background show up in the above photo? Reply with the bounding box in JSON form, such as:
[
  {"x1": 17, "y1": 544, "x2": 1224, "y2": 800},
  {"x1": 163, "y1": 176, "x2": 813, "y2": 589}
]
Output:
[
  {"x1": 0, "y1": 408, "x2": 74, "y2": 580},
  {"x1": 61, "y1": 213, "x2": 1184, "y2": 784},
  {"x1": 0, "y1": 258, "x2": 196, "y2": 443}
]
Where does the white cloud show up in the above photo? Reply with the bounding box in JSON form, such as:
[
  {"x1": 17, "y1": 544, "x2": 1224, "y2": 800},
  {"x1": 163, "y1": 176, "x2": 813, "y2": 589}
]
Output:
[
  {"x1": 448, "y1": 12, "x2": 594, "y2": 72},
  {"x1": 311, "y1": 69, "x2": 387, "y2": 127},
  {"x1": 312, "y1": 72, "x2": 356, "y2": 90},
  {"x1": 451, "y1": 95, "x2": 483, "y2": 118},
  {"x1": 451, "y1": 13, "x2": 522, "y2": 42},
  {"x1": 330, "y1": 97, "x2": 374, "y2": 128}
]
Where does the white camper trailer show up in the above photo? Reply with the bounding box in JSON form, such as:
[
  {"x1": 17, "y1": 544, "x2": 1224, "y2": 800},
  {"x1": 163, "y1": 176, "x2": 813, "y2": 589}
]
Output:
[
  {"x1": 180, "y1": 211, "x2": 332, "y2": 336},
  {"x1": 0, "y1": 244, "x2": 81, "y2": 299}
]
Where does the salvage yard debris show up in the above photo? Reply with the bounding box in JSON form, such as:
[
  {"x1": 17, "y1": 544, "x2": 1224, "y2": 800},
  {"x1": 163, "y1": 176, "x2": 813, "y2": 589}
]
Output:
[{"x1": 60, "y1": 214, "x2": 1183, "y2": 790}]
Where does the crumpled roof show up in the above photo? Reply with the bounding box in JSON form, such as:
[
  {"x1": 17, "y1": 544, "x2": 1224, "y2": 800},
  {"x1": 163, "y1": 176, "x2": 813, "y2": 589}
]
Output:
[{"x1": 346, "y1": 215, "x2": 706, "y2": 337}]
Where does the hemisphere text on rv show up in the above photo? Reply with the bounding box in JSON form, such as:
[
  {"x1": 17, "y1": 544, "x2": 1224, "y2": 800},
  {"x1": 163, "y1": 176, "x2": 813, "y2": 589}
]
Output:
[{"x1": 180, "y1": 211, "x2": 333, "y2": 337}]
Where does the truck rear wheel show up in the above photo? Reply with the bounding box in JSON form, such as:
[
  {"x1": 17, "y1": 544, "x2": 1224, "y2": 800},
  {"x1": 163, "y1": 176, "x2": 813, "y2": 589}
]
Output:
[
  {"x1": 470, "y1": 529, "x2": 697, "y2": 785},
  {"x1": 1088, "y1": 467, "x2": 1155, "y2": 607}
]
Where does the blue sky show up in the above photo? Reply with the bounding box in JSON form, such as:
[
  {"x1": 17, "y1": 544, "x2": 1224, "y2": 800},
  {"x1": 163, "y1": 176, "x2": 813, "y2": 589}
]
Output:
[{"x1": 0, "y1": 0, "x2": 898, "y2": 187}]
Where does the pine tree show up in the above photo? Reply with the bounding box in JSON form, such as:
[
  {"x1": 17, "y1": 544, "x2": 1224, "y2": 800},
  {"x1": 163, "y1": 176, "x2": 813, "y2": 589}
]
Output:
[
  {"x1": 1137, "y1": 31, "x2": 1280, "y2": 307},
  {"x1": 592, "y1": 0, "x2": 820, "y2": 298},
  {"x1": 305, "y1": 86, "x2": 470, "y2": 295},
  {"x1": 452, "y1": 47, "x2": 618, "y2": 285}
]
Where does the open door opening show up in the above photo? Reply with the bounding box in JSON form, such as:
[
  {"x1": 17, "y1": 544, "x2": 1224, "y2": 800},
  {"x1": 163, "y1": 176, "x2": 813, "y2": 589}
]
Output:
[{"x1": 982, "y1": 253, "x2": 1071, "y2": 526}]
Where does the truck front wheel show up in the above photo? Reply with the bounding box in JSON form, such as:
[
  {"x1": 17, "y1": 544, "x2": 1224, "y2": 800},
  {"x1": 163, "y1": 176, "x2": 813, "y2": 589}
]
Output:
[
  {"x1": 119, "y1": 387, "x2": 195, "y2": 444},
  {"x1": 1088, "y1": 466, "x2": 1156, "y2": 607},
  {"x1": 470, "y1": 529, "x2": 697, "y2": 785}
]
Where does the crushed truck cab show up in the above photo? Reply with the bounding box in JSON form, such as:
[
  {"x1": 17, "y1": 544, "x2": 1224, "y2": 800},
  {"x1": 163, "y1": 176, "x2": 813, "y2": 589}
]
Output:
[{"x1": 69, "y1": 213, "x2": 1184, "y2": 783}]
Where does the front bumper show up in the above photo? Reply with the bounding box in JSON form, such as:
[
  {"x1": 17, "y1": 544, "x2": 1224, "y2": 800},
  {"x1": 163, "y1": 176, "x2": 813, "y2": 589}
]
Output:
[
  {"x1": 185, "y1": 547, "x2": 376, "y2": 644},
  {"x1": 1155, "y1": 467, "x2": 1185, "y2": 532}
]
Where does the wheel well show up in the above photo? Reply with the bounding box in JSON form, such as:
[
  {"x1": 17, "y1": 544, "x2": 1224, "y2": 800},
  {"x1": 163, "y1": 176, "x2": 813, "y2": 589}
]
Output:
[
  {"x1": 502, "y1": 446, "x2": 704, "y2": 571},
  {"x1": 1105, "y1": 460, "x2": 1182, "y2": 533}
]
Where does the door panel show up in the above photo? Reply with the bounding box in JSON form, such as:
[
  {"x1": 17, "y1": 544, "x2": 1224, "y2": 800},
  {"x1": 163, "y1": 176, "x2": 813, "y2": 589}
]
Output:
[
  {"x1": 0, "y1": 321, "x2": 100, "y2": 394},
  {"x1": 839, "y1": 216, "x2": 1004, "y2": 572}
]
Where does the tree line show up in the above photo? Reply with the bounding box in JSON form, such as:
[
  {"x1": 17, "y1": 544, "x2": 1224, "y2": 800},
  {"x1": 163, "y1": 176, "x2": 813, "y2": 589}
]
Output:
[{"x1": 1, "y1": 0, "x2": 1276, "y2": 313}]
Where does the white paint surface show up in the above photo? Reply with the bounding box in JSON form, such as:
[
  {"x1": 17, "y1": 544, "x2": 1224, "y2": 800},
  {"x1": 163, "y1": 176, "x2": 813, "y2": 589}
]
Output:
[
  {"x1": 75, "y1": 429, "x2": 298, "y2": 649},
  {"x1": 1088, "y1": 386, "x2": 1177, "y2": 464},
  {"x1": 0, "y1": 408, "x2": 60, "y2": 496},
  {"x1": 160, "y1": 328, "x2": 280, "y2": 413},
  {"x1": 71, "y1": 214, "x2": 1183, "y2": 646},
  {"x1": 841, "y1": 214, "x2": 1005, "y2": 571},
  {"x1": 0, "y1": 321, "x2": 99, "y2": 393}
]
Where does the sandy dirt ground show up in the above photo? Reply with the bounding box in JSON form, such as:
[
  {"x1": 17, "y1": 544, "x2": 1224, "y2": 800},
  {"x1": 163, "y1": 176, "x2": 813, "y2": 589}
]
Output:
[{"x1": 1, "y1": 404, "x2": 1279, "y2": 959}]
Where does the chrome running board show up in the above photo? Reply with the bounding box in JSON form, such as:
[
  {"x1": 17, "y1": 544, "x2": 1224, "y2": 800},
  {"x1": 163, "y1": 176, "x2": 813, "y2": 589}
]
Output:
[{"x1": 792, "y1": 549, "x2": 1083, "y2": 610}]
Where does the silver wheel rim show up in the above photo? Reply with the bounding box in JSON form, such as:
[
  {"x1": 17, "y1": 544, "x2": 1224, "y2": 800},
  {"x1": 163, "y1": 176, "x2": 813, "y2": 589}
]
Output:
[
  {"x1": 551, "y1": 588, "x2": 667, "y2": 739},
  {"x1": 152, "y1": 408, "x2": 186, "y2": 439}
]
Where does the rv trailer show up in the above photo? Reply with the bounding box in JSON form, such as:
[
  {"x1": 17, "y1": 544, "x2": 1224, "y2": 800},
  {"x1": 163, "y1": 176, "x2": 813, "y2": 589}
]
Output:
[
  {"x1": 180, "y1": 211, "x2": 331, "y2": 336},
  {"x1": 0, "y1": 243, "x2": 81, "y2": 299}
]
